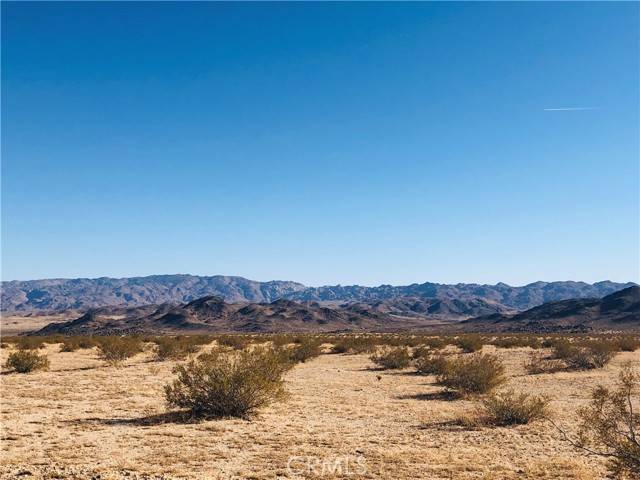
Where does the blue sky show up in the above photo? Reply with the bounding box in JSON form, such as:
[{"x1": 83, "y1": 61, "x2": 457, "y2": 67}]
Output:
[{"x1": 2, "y1": 2, "x2": 638, "y2": 286}]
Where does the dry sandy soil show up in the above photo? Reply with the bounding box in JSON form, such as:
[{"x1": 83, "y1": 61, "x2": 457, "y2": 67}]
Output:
[
  {"x1": 1, "y1": 315, "x2": 75, "y2": 336},
  {"x1": 0, "y1": 342, "x2": 635, "y2": 479}
]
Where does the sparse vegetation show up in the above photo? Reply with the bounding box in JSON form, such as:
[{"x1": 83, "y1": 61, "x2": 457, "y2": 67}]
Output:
[
  {"x1": 60, "y1": 336, "x2": 97, "y2": 352},
  {"x1": 477, "y1": 390, "x2": 550, "y2": 426},
  {"x1": 415, "y1": 354, "x2": 451, "y2": 376},
  {"x1": 153, "y1": 336, "x2": 203, "y2": 361},
  {"x1": 615, "y1": 336, "x2": 640, "y2": 352},
  {"x1": 437, "y1": 353, "x2": 506, "y2": 396},
  {"x1": 370, "y1": 347, "x2": 411, "y2": 370},
  {"x1": 332, "y1": 337, "x2": 378, "y2": 355},
  {"x1": 96, "y1": 336, "x2": 144, "y2": 365},
  {"x1": 164, "y1": 347, "x2": 291, "y2": 418},
  {"x1": 4, "y1": 350, "x2": 50, "y2": 373},
  {"x1": 14, "y1": 336, "x2": 45, "y2": 350},
  {"x1": 555, "y1": 365, "x2": 640, "y2": 477},
  {"x1": 455, "y1": 334, "x2": 484, "y2": 353},
  {"x1": 284, "y1": 339, "x2": 322, "y2": 364},
  {"x1": 524, "y1": 352, "x2": 565, "y2": 375}
]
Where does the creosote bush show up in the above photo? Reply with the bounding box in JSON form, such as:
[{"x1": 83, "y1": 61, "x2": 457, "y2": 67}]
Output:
[
  {"x1": 164, "y1": 347, "x2": 291, "y2": 418},
  {"x1": 370, "y1": 347, "x2": 411, "y2": 370},
  {"x1": 615, "y1": 337, "x2": 640, "y2": 352},
  {"x1": 60, "y1": 336, "x2": 97, "y2": 352},
  {"x1": 415, "y1": 354, "x2": 451, "y2": 376},
  {"x1": 4, "y1": 350, "x2": 50, "y2": 373},
  {"x1": 96, "y1": 336, "x2": 144, "y2": 365},
  {"x1": 437, "y1": 353, "x2": 506, "y2": 396},
  {"x1": 558, "y1": 366, "x2": 640, "y2": 477},
  {"x1": 153, "y1": 336, "x2": 203, "y2": 361},
  {"x1": 14, "y1": 337, "x2": 45, "y2": 350},
  {"x1": 455, "y1": 335, "x2": 484, "y2": 353},
  {"x1": 477, "y1": 390, "x2": 550, "y2": 426},
  {"x1": 332, "y1": 337, "x2": 378, "y2": 355},
  {"x1": 284, "y1": 340, "x2": 322, "y2": 364},
  {"x1": 524, "y1": 352, "x2": 565, "y2": 375}
]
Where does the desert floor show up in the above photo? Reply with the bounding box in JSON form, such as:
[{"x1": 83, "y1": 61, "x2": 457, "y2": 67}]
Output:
[{"x1": 1, "y1": 343, "x2": 634, "y2": 479}]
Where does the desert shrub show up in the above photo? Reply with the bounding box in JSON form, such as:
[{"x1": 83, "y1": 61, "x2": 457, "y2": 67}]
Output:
[
  {"x1": 615, "y1": 337, "x2": 640, "y2": 352},
  {"x1": 524, "y1": 352, "x2": 565, "y2": 375},
  {"x1": 96, "y1": 336, "x2": 143, "y2": 365},
  {"x1": 415, "y1": 354, "x2": 451, "y2": 376},
  {"x1": 285, "y1": 340, "x2": 322, "y2": 364},
  {"x1": 14, "y1": 337, "x2": 45, "y2": 350},
  {"x1": 455, "y1": 335, "x2": 484, "y2": 353},
  {"x1": 370, "y1": 347, "x2": 411, "y2": 370},
  {"x1": 60, "y1": 336, "x2": 97, "y2": 352},
  {"x1": 565, "y1": 342, "x2": 616, "y2": 371},
  {"x1": 216, "y1": 335, "x2": 250, "y2": 351},
  {"x1": 551, "y1": 339, "x2": 575, "y2": 360},
  {"x1": 557, "y1": 366, "x2": 639, "y2": 477},
  {"x1": 478, "y1": 390, "x2": 550, "y2": 426},
  {"x1": 164, "y1": 347, "x2": 290, "y2": 418},
  {"x1": 422, "y1": 337, "x2": 447, "y2": 350},
  {"x1": 154, "y1": 336, "x2": 202, "y2": 361},
  {"x1": 4, "y1": 350, "x2": 50, "y2": 373},
  {"x1": 332, "y1": 337, "x2": 378, "y2": 355},
  {"x1": 437, "y1": 353, "x2": 506, "y2": 396},
  {"x1": 492, "y1": 336, "x2": 541, "y2": 349},
  {"x1": 412, "y1": 346, "x2": 432, "y2": 360}
]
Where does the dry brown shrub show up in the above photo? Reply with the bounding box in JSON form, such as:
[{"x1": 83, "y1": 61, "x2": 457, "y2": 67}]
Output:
[
  {"x1": 4, "y1": 350, "x2": 50, "y2": 373},
  {"x1": 437, "y1": 353, "x2": 506, "y2": 396},
  {"x1": 370, "y1": 347, "x2": 411, "y2": 370},
  {"x1": 164, "y1": 347, "x2": 291, "y2": 418}
]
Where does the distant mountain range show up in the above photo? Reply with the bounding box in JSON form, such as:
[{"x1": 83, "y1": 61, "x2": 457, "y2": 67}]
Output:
[{"x1": 2, "y1": 274, "x2": 636, "y2": 314}]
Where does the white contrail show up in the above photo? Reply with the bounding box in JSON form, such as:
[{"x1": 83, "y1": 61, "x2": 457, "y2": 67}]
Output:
[{"x1": 543, "y1": 107, "x2": 597, "y2": 111}]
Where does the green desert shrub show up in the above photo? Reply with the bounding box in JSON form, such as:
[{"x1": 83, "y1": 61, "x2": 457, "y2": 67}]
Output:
[
  {"x1": 4, "y1": 350, "x2": 50, "y2": 373},
  {"x1": 478, "y1": 390, "x2": 550, "y2": 426},
  {"x1": 415, "y1": 354, "x2": 451, "y2": 376},
  {"x1": 370, "y1": 347, "x2": 412, "y2": 370},
  {"x1": 96, "y1": 336, "x2": 144, "y2": 365},
  {"x1": 455, "y1": 335, "x2": 484, "y2": 353},
  {"x1": 164, "y1": 347, "x2": 291, "y2": 418},
  {"x1": 437, "y1": 353, "x2": 506, "y2": 396}
]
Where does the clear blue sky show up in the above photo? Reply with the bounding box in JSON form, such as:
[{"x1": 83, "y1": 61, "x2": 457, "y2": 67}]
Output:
[{"x1": 2, "y1": 2, "x2": 638, "y2": 286}]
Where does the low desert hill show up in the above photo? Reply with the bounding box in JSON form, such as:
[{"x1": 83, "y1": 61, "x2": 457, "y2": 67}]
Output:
[{"x1": 462, "y1": 286, "x2": 640, "y2": 332}]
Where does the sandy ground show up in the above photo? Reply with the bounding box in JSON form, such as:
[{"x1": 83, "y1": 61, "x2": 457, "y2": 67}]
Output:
[
  {"x1": 0, "y1": 315, "x2": 74, "y2": 336},
  {"x1": 0, "y1": 342, "x2": 634, "y2": 479}
]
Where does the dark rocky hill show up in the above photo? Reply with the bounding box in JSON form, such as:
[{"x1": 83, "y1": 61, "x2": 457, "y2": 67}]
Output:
[
  {"x1": 462, "y1": 286, "x2": 640, "y2": 332},
  {"x1": 36, "y1": 296, "x2": 428, "y2": 334}
]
